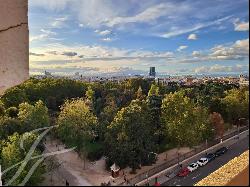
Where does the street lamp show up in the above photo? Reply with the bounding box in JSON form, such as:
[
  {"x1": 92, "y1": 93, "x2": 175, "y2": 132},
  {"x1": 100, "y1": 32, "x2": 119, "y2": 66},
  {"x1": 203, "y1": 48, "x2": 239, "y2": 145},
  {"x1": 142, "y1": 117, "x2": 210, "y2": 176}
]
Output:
[
  {"x1": 177, "y1": 152, "x2": 180, "y2": 166},
  {"x1": 0, "y1": 165, "x2": 2, "y2": 186},
  {"x1": 205, "y1": 139, "x2": 208, "y2": 155},
  {"x1": 146, "y1": 172, "x2": 149, "y2": 186}
]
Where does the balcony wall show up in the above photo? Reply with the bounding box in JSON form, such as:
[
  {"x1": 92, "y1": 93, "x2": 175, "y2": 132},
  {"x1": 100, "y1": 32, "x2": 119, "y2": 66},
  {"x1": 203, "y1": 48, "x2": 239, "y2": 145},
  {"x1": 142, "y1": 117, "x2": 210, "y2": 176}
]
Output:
[{"x1": 0, "y1": 0, "x2": 29, "y2": 94}]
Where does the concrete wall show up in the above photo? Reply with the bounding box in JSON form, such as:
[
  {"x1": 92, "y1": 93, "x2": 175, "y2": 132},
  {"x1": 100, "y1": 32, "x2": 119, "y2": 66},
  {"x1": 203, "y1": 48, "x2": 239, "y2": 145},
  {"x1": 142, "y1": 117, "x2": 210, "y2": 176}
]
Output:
[{"x1": 0, "y1": 0, "x2": 29, "y2": 95}]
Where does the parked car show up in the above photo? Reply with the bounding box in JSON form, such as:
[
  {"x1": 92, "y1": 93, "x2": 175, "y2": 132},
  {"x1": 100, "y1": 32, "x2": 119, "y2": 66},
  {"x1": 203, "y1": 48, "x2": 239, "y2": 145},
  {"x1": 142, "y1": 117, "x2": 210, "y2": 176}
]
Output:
[
  {"x1": 215, "y1": 147, "x2": 228, "y2": 157},
  {"x1": 205, "y1": 153, "x2": 216, "y2": 162},
  {"x1": 197, "y1": 157, "x2": 209, "y2": 166},
  {"x1": 177, "y1": 168, "x2": 190, "y2": 177},
  {"x1": 187, "y1": 163, "x2": 199, "y2": 172}
]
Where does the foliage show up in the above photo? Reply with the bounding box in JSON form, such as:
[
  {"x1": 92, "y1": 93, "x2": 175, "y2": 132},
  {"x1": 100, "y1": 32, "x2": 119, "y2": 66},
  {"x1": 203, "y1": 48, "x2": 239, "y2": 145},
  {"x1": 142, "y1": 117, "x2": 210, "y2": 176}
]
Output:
[
  {"x1": 147, "y1": 85, "x2": 163, "y2": 144},
  {"x1": 85, "y1": 86, "x2": 96, "y2": 113},
  {"x1": 18, "y1": 100, "x2": 50, "y2": 132},
  {"x1": 161, "y1": 91, "x2": 212, "y2": 147},
  {"x1": 57, "y1": 99, "x2": 98, "y2": 157},
  {"x1": 105, "y1": 99, "x2": 157, "y2": 172},
  {"x1": 5, "y1": 107, "x2": 19, "y2": 118},
  {"x1": 148, "y1": 84, "x2": 160, "y2": 97},
  {"x1": 0, "y1": 117, "x2": 22, "y2": 140},
  {"x1": 0, "y1": 133, "x2": 45, "y2": 186},
  {"x1": 221, "y1": 88, "x2": 249, "y2": 124},
  {"x1": 0, "y1": 100, "x2": 5, "y2": 116},
  {"x1": 1, "y1": 87, "x2": 28, "y2": 108}
]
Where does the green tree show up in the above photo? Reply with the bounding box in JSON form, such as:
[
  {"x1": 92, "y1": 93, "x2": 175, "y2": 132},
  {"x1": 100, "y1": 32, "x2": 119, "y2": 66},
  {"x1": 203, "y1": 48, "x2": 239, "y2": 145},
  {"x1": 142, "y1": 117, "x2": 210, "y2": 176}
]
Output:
[
  {"x1": 0, "y1": 117, "x2": 22, "y2": 140},
  {"x1": 222, "y1": 88, "x2": 249, "y2": 124},
  {"x1": 18, "y1": 100, "x2": 49, "y2": 131},
  {"x1": 0, "y1": 133, "x2": 45, "y2": 186},
  {"x1": 105, "y1": 99, "x2": 157, "y2": 172},
  {"x1": 136, "y1": 86, "x2": 145, "y2": 100},
  {"x1": 0, "y1": 100, "x2": 5, "y2": 116},
  {"x1": 147, "y1": 84, "x2": 163, "y2": 145},
  {"x1": 1, "y1": 87, "x2": 28, "y2": 108},
  {"x1": 161, "y1": 91, "x2": 211, "y2": 147},
  {"x1": 148, "y1": 84, "x2": 160, "y2": 97},
  {"x1": 6, "y1": 107, "x2": 19, "y2": 118},
  {"x1": 85, "y1": 86, "x2": 95, "y2": 112},
  {"x1": 99, "y1": 100, "x2": 118, "y2": 140},
  {"x1": 57, "y1": 99, "x2": 98, "y2": 161}
]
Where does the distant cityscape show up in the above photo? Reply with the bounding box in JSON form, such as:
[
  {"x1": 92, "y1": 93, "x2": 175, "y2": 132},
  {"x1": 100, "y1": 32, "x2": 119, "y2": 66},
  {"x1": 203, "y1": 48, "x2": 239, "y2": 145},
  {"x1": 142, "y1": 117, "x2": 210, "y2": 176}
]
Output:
[{"x1": 32, "y1": 67, "x2": 249, "y2": 87}]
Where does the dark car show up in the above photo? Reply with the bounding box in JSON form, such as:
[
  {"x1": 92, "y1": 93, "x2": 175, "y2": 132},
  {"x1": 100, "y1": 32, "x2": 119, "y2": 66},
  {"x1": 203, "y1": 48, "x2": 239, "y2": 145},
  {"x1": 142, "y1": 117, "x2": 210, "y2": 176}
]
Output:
[
  {"x1": 215, "y1": 147, "x2": 228, "y2": 157},
  {"x1": 205, "y1": 153, "x2": 216, "y2": 162}
]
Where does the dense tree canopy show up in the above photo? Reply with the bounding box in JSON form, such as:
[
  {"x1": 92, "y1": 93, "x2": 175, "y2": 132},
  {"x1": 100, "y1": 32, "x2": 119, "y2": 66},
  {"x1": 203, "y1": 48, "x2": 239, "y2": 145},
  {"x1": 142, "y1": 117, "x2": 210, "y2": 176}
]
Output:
[
  {"x1": 0, "y1": 133, "x2": 45, "y2": 186},
  {"x1": 18, "y1": 100, "x2": 50, "y2": 132},
  {"x1": 0, "y1": 77, "x2": 248, "y2": 179},
  {"x1": 1, "y1": 87, "x2": 28, "y2": 108},
  {"x1": 161, "y1": 91, "x2": 212, "y2": 147},
  {"x1": 222, "y1": 88, "x2": 249, "y2": 124},
  {"x1": 105, "y1": 99, "x2": 157, "y2": 172},
  {"x1": 57, "y1": 99, "x2": 98, "y2": 154}
]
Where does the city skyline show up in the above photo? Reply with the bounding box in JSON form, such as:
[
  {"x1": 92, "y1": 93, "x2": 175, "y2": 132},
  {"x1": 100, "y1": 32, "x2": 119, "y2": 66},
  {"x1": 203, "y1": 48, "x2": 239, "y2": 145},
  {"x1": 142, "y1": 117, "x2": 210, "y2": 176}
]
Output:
[{"x1": 29, "y1": 0, "x2": 249, "y2": 76}]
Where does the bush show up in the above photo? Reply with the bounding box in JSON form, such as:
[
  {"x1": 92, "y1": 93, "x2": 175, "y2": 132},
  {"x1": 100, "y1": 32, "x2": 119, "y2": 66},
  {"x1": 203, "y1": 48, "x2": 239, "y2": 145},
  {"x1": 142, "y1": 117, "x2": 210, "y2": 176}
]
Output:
[
  {"x1": 6, "y1": 107, "x2": 18, "y2": 118},
  {"x1": 86, "y1": 142, "x2": 104, "y2": 161}
]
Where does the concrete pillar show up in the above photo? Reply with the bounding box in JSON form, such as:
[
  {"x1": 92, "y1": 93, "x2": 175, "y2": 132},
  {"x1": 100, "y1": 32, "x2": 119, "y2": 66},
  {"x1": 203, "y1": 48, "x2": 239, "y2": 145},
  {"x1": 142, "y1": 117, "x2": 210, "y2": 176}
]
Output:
[{"x1": 0, "y1": 0, "x2": 29, "y2": 95}]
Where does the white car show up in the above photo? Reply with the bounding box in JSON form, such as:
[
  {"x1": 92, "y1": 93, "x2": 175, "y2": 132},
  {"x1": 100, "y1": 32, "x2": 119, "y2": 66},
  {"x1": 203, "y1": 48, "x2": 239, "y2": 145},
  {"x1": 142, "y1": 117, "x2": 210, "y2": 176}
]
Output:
[
  {"x1": 197, "y1": 157, "x2": 209, "y2": 166},
  {"x1": 187, "y1": 163, "x2": 199, "y2": 172}
]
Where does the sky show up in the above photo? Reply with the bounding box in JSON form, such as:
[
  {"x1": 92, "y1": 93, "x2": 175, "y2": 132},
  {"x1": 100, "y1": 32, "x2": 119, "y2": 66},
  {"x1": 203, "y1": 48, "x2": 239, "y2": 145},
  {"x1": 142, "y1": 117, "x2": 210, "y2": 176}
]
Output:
[{"x1": 29, "y1": 0, "x2": 249, "y2": 76}]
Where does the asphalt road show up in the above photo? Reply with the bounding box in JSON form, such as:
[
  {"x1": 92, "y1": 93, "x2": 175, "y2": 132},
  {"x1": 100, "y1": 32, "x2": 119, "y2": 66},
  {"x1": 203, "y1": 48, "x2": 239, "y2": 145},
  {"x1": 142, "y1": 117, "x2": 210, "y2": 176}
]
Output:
[{"x1": 163, "y1": 136, "x2": 249, "y2": 186}]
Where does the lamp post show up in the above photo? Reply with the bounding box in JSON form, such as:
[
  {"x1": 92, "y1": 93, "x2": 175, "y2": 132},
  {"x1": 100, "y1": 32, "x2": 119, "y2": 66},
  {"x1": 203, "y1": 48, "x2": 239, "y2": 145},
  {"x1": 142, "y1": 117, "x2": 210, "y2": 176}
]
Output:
[
  {"x1": 205, "y1": 139, "x2": 208, "y2": 155},
  {"x1": 0, "y1": 165, "x2": 2, "y2": 186},
  {"x1": 146, "y1": 173, "x2": 149, "y2": 186},
  {"x1": 237, "y1": 125, "x2": 239, "y2": 140},
  {"x1": 177, "y1": 152, "x2": 180, "y2": 166}
]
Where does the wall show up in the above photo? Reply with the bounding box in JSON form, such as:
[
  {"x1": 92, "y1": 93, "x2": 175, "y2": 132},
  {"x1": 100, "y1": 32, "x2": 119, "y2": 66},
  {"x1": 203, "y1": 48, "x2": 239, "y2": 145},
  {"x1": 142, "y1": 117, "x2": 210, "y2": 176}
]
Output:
[{"x1": 0, "y1": 0, "x2": 29, "y2": 95}]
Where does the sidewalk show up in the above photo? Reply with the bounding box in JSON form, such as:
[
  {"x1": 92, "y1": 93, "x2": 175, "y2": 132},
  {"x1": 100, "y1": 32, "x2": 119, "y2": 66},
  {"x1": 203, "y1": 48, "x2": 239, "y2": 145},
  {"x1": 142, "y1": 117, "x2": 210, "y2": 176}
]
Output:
[
  {"x1": 41, "y1": 136, "x2": 111, "y2": 186},
  {"x1": 112, "y1": 147, "x2": 194, "y2": 185}
]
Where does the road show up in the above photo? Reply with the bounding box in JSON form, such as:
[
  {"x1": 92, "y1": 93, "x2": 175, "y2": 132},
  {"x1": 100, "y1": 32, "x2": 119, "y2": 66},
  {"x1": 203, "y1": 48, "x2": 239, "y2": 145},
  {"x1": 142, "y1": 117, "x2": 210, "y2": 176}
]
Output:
[{"x1": 163, "y1": 136, "x2": 249, "y2": 186}]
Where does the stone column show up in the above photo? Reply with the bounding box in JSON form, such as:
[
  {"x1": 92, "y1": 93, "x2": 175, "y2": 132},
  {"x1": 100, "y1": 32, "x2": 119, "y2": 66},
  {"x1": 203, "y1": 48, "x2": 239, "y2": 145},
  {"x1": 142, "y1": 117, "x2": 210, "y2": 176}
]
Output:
[{"x1": 0, "y1": 0, "x2": 29, "y2": 95}]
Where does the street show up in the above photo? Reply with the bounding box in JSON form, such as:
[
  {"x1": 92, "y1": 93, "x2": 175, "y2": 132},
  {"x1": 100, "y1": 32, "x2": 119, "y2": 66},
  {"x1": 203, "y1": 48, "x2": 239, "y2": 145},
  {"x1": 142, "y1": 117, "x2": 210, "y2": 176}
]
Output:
[{"x1": 163, "y1": 136, "x2": 249, "y2": 186}]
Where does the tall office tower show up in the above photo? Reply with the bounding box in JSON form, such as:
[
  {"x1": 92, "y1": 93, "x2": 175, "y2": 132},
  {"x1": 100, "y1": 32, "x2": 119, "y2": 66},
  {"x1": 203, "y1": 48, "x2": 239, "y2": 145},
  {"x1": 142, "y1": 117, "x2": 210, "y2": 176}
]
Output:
[{"x1": 149, "y1": 67, "x2": 156, "y2": 77}]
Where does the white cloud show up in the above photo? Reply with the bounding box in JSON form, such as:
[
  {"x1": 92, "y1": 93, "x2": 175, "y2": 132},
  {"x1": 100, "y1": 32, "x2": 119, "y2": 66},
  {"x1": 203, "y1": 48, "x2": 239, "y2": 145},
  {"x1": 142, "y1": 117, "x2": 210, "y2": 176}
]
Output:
[
  {"x1": 171, "y1": 38, "x2": 249, "y2": 64},
  {"x1": 188, "y1": 33, "x2": 198, "y2": 40},
  {"x1": 30, "y1": 29, "x2": 57, "y2": 42},
  {"x1": 162, "y1": 16, "x2": 232, "y2": 38},
  {"x1": 194, "y1": 64, "x2": 249, "y2": 74},
  {"x1": 192, "y1": 51, "x2": 202, "y2": 57},
  {"x1": 210, "y1": 38, "x2": 249, "y2": 60},
  {"x1": 235, "y1": 22, "x2": 249, "y2": 31},
  {"x1": 79, "y1": 23, "x2": 84, "y2": 28},
  {"x1": 96, "y1": 30, "x2": 112, "y2": 36},
  {"x1": 29, "y1": 0, "x2": 72, "y2": 11},
  {"x1": 102, "y1": 38, "x2": 113, "y2": 42},
  {"x1": 30, "y1": 43, "x2": 174, "y2": 62},
  {"x1": 177, "y1": 46, "x2": 188, "y2": 52},
  {"x1": 51, "y1": 17, "x2": 68, "y2": 28},
  {"x1": 106, "y1": 3, "x2": 177, "y2": 27},
  {"x1": 234, "y1": 21, "x2": 249, "y2": 31}
]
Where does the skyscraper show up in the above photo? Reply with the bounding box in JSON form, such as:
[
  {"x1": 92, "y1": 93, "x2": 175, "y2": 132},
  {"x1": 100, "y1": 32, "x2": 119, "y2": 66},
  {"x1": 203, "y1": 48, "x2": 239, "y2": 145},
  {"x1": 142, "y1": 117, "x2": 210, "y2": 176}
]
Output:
[{"x1": 149, "y1": 67, "x2": 156, "y2": 77}]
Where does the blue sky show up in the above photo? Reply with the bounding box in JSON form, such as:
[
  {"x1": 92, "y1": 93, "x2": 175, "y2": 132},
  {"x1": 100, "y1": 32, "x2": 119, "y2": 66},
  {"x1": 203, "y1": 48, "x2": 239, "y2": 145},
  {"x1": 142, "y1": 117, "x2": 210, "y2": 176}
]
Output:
[{"x1": 29, "y1": 0, "x2": 249, "y2": 76}]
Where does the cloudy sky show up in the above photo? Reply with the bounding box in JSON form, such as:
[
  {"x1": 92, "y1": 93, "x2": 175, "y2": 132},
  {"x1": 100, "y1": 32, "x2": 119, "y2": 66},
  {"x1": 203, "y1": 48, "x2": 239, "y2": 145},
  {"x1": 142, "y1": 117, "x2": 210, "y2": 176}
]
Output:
[{"x1": 29, "y1": 0, "x2": 249, "y2": 76}]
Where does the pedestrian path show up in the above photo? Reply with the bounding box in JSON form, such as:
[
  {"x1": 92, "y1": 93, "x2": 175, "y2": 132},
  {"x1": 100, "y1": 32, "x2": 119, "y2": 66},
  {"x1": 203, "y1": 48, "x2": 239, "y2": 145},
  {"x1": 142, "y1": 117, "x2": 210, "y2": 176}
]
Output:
[{"x1": 41, "y1": 136, "x2": 111, "y2": 186}]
